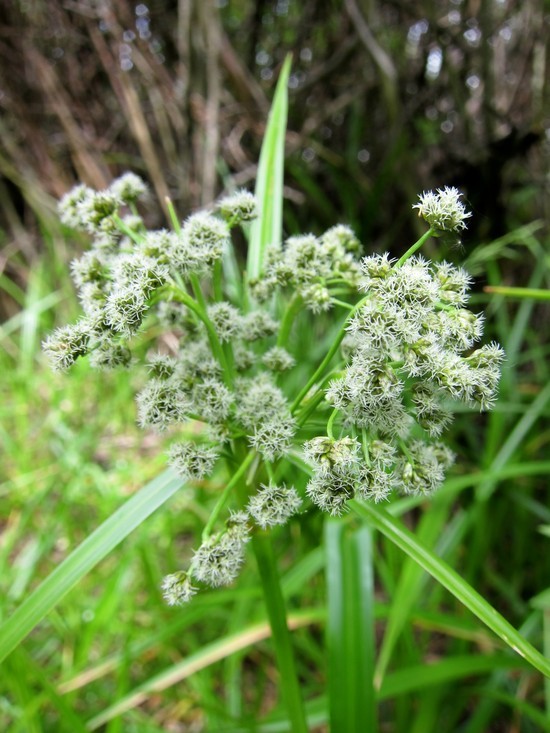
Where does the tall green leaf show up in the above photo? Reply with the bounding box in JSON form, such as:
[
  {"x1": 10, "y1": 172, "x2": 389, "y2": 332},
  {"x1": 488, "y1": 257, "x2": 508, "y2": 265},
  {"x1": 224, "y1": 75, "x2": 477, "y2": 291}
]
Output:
[
  {"x1": 351, "y1": 499, "x2": 550, "y2": 678},
  {"x1": 247, "y1": 55, "x2": 291, "y2": 281},
  {"x1": 0, "y1": 469, "x2": 183, "y2": 663},
  {"x1": 325, "y1": 520, "x2": 377, "y2": 733}
]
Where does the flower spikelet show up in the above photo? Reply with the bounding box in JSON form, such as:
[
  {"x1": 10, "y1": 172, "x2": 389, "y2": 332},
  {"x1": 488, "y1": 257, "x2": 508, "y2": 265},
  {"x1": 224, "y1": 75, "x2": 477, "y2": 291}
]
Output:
[
  {"x1": 413, "y1": 187, "x2": 472, "y2": 233},
  {"x1": 248, "y1": 483, "x2": 302, "y2": 528}
]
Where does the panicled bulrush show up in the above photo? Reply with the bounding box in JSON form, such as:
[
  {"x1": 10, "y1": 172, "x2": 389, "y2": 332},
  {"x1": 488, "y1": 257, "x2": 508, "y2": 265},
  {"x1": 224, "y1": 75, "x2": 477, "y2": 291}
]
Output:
[
  {"x1": 240, "y1": 310, "x2": 279, "y2": 341},
  {"x1": 109, "y1": 172, "x2": 148, "y2": 205},
  {"x1": 413, "y1": 186, "x2": 472, "y2": 234},
  {"x1": 251, "y1": 224, "x2": 361, "y2": 310},
  {"x1": 42, "y1": 320, "x2": 92, "y2": 371},
  {"x1": 248, "y1": 483, "x2": 302, "y2": 528},
  {"x1": 207, "y1": 302, "x2": 242, "y2": 342},
  {"x1": 89, "y1": 341, "x2": 132, "y2": 371},
  {"x1": 262, "y1": 346, "x2": 295, "y2": 372},
  {"x1": 161, "y1": 571, "x2": 197, "y2": 606},
  {"x1": 235, "y1": 375, "x2": 297, "y2": 460},
  {"x1": 217, "y1": 189, "x2": 258, "y2": 224},
  {"x1": 180, "y1": 212, "x2": 229, "y2": 269},
  {"x1": 136, "y1": 379, "x2": 191, "y2": 431},
  {"x1": 192, "y1": 514, "x2": 251, "y2": 588},
  {"x1": 304, "y1": 437, "x2": 361, "y2": 515},
  {"x1": 45, "y1": 175, "x2": 503, "y2": 605},
  {"x1": 168, "y1": 441, "x2": 219, "y2": 480}
]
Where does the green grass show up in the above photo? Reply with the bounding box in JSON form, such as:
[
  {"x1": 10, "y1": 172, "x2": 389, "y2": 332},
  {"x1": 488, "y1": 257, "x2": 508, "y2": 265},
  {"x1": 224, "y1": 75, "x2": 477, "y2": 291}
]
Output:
[
  {"x1": 1, "y1": 218, "x2": 549, "y2": 731},
  {"x1": 1, "y1": 98, "x2": 550, "y2": 731}
]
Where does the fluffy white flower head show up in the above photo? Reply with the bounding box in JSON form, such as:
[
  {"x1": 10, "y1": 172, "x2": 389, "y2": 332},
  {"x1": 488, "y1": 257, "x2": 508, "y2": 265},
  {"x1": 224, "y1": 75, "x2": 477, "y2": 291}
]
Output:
[{"x1": 413, "y1": 187, "x2": 472, "y2": 232}]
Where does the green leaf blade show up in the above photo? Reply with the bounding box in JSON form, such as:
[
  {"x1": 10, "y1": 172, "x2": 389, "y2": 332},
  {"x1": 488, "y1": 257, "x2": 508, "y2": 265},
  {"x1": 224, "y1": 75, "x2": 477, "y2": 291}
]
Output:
[
  {"x1": 247, "y1": 55, "x2": 291, "y2": 282},
  {"x1": 351, "y1": 499, "x2": 550, "y2": 678},
  {"x1": 325, "y1": 519, "x2": 377, "y2": 733},
  {"x1": 0, "y1": 469, "x2": 183, "y2": 663}
]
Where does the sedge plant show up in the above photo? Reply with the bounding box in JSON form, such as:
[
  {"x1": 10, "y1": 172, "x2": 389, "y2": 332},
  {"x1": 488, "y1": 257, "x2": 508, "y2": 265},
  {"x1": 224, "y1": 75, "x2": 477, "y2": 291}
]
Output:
[
  {"x1": 2, "y1": 66, "x2": 549, "y2": 732},
  {"x1": 42, "y1": 176, "x2": 504, "y2": 594}
]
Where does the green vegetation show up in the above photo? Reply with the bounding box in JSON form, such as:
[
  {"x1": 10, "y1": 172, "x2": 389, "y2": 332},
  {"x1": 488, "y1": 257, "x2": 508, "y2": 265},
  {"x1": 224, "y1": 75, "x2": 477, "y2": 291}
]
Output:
[{"x1": 1, "y1": 6, "x2": 549, "y2": 731}]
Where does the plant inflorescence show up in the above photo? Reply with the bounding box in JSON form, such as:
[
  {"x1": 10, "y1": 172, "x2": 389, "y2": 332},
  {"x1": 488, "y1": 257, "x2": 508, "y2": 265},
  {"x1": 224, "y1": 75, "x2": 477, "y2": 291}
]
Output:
[{"x1": 44, "y1": 180, "x2": 503, "y2": 604}]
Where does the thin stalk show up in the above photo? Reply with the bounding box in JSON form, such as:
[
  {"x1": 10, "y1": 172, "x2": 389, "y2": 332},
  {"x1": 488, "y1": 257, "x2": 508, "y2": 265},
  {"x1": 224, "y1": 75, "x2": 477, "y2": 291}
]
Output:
[
  {"x1": 332, "y1": 298, "x2": 354, "y2": 311},
  {"x1": 484, "y1": 285, "x2": 550, "y2": 301},
  {"x1": 290, "y1": 299, "x2": 366, "y2": 414},
  {"x1": 112, "y1": 214, "x2": 144, "y2": 245},
  {"x1": 213, "y1": 259, "x2": 223, "y2": 301},
  {"x1": 168, "y1": 285, "x2": 231, "y2": 383},
  {"x1": 296, "y1": 390, "x2": 328, "y2": 427},
  {"x1": 202, "y1": 451, "x2": 256, "y2": 540},
  {"x1": 165, "y1": 197, "x2": 208, "y2": 310},
  {"x1": 326, "y1": 408, "x2": 339, "y2": 439},
  {"x1": 277, "y1": 293, "x2": 303, "y2": 348},
  {"x1": 252, "y1": 532, "x2": 309, "y2": 733},
  {"x1": 394, "y1": 227, "x2": 435, "y2": 268},
  {"x1": 296, "y1": 370, "x2": 344, "y2": 427},
  {"x1": 165, "y1": 196, "x2": 181, "y2": 233}
]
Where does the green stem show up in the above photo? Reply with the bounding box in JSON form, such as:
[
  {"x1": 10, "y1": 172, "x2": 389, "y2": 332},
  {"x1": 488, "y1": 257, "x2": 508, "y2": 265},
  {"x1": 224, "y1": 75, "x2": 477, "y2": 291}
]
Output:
[
  {"x1": 394, "y1": 227, "x2": 435, "y2": 268},
  {"x1": 296, "y1": 390, "x2": 328, "y2": 428},
  {"x1": 168, "y1": 285, "x2": 231, "y2": 384},
  {"x1": 290, "y1": 298, "x2": 366, "y2": 414},
  {"x1": 296, "y1": 370, "x2": 344, "y2": 427},
  {"x1": 326, "y1": 408, "x2": 339, "y2": 439},
  {"x1": 325, "y1": 520, "x2": 377, "y2": 733},
  {"x1": 202, "y1": 451, "x2": 256, "y2": 540},
  {"x1": 331, "y1": 299, "x2": 354, "y2": 311},
  {"x1": 165, "y1": 197, "x2": 181, "y2": 233},
  {"x1": 252, "y1": 532, "x2": 309, "y2": 733},
  {"x1": 361, "y1": 429, "x2": 371, "y2": 466},
  {"x1": 277, "y1": 293, "x2": 303, "y2": 348},
  {"x1": 112, "y1": 214, "x2": 144, "y2": 245},
  {"x1": 484, "y1": 285, "x2": 550, "y2": 301},
  {"x1": 213, "y1": 260, "x2": 223, "y2": 302},
  {"x1": 166, "y1": 198, "x2": 235, "y2": 385}
]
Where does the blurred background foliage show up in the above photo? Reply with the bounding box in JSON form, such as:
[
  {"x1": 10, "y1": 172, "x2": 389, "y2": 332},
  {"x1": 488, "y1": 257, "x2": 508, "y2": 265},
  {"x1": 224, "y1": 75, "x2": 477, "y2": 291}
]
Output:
[{"x1": 1, "y1": 0, "x2": 549, "y2": 320}]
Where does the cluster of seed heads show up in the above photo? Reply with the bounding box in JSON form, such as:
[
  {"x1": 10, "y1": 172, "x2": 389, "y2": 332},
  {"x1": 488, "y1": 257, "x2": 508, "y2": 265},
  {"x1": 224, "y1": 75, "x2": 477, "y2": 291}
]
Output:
[{"x1": 44, "y1": 179, "x2": 503, "y2": 604}]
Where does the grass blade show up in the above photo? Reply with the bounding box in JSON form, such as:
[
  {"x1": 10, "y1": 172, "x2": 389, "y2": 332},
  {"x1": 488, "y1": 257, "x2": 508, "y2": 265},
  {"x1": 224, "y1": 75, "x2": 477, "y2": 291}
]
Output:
[
  {"x1": 0, "y1": 469, "x2": 183, "y2": 663},
  {"x1": 325, "y1": 519, "x2": 377, "y2": 733},
  {"x1": 374, "y1": 498, "x2": 451, "y2": 687},
  {"x1": 247, "y1": 55, "x2": 291, "y2": 281},
  {"x1": 252, "y1": 531, "x2": 309, "y2": 733},
  {"x1": 379, "y1": 654, "x2": 530, "y2": 698},
  {"x1": 351, "y1": 499, "x2": 550, "y2": 678}
]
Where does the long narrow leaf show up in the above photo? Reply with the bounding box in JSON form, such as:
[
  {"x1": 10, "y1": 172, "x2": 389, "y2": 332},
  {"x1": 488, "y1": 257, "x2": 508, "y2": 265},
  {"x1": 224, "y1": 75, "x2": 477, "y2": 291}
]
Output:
[
  {"x1": 325, "y1": 520, "x2": 377, "y2": 733},
  {"x1": 379, "y1": 654, "x2": 530, "y2": 698},
  {"x1": 0, "y1": 469, "x2": 183, "y2": 663},
  {"x1": 247, "y1": 55, "x2": 291, "y2": 281},
  {"x1": 351, "y1": 499, "x2": 550, "y2": 678},
  {"x1": 252, "y1": 532, "x2": 309, "y2": 733},
  {"x1": 374, "y1": 498, "x2": 451, "y2": 687}
]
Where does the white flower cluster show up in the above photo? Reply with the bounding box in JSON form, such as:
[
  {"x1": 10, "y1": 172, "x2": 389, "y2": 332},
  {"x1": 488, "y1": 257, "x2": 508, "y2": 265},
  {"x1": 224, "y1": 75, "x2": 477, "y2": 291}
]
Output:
[
  {"x1": 318, "y1": 253, "x2": 504, "y2": 510},
  {"x1": 413, "y1": 186, "x2": 472, "y2": 233},
  {"x1": 191, "y1": 511, "x2": 251, "y2": 588},
  {"x1": 161, "y1": 511, "x2": 251, "y2": 604},
  {"x1": 251, "y1": 224, "x2": 361, "y2": 311},
  {"x1": 234, "y1": 375, "x2": 296, "y2": 460},
  {"x1": 45, "y1": 176, "x2": 504, "y2": 606},
  {"x1": 247, "y1": 483, "x2": 302, "y2": 528}
]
